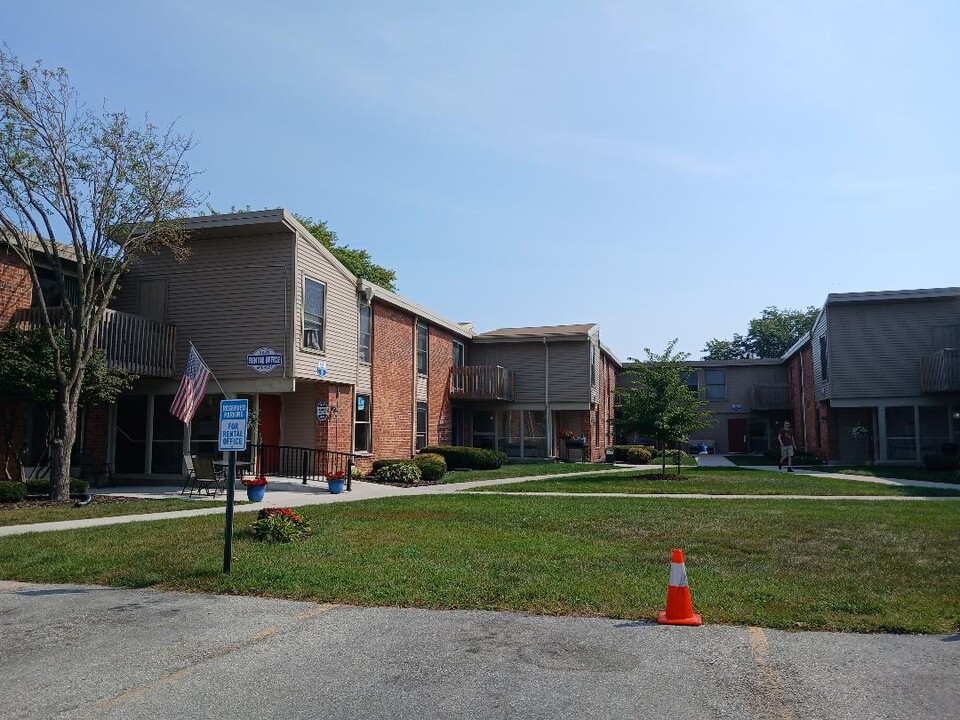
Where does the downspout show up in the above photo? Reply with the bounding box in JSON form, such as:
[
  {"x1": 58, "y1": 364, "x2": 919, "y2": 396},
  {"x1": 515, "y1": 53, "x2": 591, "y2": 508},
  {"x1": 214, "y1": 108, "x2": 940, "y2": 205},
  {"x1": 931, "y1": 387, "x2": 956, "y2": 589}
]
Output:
[{"x1": 544, "y1": 337, "x2": 550, "y2": 457}]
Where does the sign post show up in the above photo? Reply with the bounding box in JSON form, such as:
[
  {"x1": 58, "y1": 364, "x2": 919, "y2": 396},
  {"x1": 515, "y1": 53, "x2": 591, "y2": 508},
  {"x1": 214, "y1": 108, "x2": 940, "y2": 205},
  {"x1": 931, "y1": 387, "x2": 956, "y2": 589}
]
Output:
[{"x1": 219, "y1": 398, "x2": 248, "y2": 574}]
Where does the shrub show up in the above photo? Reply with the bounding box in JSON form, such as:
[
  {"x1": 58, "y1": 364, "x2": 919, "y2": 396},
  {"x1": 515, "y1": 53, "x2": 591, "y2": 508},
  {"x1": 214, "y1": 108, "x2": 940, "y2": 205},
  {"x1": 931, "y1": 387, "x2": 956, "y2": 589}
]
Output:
[
  {"x1": 420, "y1": 446, "x2": 506, "y2": 470},
  {"x1": 372, "y1": 459, "x2": 406, "y2": 474},
  {"x1": 250, "y1": 507, "x2": 311, "y2": 543},
  {"x1": 412, "y1": 453, "x2": 447, "y2": 482},
  {"x1": 24, "y1": 479, "x2": 90, "y2": 496},
  {"x1": 612, "y1": 445, "x2": 653, "y2": 464},
  {"x1": 375, "y1": 462, "x2": 422, "y2": 484},
  {"x1": 923, "y1": 454, "x2": 960, "y2": 472},
  {"x1": 0, "y1": 482, "x2": 27, "y2": 503}
]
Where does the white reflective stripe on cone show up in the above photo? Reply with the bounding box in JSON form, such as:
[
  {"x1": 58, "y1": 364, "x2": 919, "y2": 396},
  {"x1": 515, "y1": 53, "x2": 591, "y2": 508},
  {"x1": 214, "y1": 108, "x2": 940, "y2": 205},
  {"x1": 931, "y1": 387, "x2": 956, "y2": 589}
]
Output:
[{"x1": 669, "y1": 562, "x2": 688, "y2": 587}]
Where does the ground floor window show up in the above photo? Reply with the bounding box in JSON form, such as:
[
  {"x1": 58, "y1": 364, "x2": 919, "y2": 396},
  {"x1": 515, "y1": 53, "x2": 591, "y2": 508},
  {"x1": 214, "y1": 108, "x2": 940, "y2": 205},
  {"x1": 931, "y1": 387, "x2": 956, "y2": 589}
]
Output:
[
  {"x1": 497, "y1": 410, "x2": 546, "y2": 459},
  {"x1": 415, "y1": 402, "x2": 427, "y2": 450},
  {"x1": 885, "y1": 406, "x2": 916, "y2": 460},
  {"x1": 115, "y1": 396, "x2": 148, "y2": 474},
  {"x1": 354, "y1": 394, "x2": 371, "y2": 453},
  {"x1": 472, "y1": 411, "x2": 495, "y2": 450},
  {"x1": 884, "y1": 405, "x2": 958, "y2": 461},
  {"x1": 151, "y1": 395, "x2": 181, "y2": 474}
]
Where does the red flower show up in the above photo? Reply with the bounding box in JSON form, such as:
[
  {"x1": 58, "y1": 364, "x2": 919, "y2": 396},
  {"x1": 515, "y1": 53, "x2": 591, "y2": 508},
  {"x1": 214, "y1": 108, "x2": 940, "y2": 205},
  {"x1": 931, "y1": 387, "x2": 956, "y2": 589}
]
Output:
[{"x1": 242, "y1": 476, "x2": 269, "y2": 487}]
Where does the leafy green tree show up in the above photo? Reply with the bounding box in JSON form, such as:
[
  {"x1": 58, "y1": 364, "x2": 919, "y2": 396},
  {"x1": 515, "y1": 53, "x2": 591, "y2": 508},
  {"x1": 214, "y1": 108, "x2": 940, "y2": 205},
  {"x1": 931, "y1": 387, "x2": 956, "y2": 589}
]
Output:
[
  {"x1": 0, "y1": 324, "x2": 132, "y2": 482},
  {"x1": 616, "y1": 340, "x2": 713, "y2": 474},
  {"x1": 0, "y1": 48, "x2": 199, "y2": 499},
  {"x1": 702, "y1": 306, "x2": 819, "y2": 359},
  {"x1": 294, "y1": 214, "x2": 398, "y2": 292}
]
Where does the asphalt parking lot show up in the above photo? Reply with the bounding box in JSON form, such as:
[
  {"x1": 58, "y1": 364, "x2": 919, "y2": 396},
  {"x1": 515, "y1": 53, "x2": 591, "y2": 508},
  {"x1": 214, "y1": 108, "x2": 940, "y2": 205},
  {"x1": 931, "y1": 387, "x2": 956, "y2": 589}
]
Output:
[{"x1": 1, "y1": 580, "x2": 958, "y2": 719}]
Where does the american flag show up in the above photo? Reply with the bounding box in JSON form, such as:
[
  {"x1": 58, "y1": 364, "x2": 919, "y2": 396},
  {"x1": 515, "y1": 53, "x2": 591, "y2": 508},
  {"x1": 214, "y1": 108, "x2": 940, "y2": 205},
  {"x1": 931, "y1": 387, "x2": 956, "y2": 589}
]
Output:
[{"x1": 170, "y1": 344, "x2": 211, "y2": 424}]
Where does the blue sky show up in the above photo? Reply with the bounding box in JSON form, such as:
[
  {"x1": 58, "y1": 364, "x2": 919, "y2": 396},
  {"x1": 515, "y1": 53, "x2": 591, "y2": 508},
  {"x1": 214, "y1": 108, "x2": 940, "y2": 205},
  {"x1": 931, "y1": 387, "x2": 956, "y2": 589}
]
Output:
[{"x1": 6, "y1": 1, "x2": 959, "y2": 360}]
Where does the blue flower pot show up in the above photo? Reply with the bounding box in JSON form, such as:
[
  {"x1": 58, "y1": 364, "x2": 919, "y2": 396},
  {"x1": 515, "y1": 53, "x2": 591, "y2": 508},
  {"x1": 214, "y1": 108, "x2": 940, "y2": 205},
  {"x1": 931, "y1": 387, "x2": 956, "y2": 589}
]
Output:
[
  {"x1": 246, "y1": 485, "x2": 266, "y2": 502},
  {"x1": 328, "y1": 479, "x2": 345, "y2": 494}
]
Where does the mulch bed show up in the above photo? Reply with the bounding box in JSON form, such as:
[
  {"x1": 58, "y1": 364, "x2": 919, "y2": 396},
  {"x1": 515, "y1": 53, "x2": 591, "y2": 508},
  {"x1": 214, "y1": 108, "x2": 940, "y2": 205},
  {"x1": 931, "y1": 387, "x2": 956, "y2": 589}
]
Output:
[
  {"x1": 2, "y1": 495, "x2": 146, "y2": 511},
  {"x1": 360, "y1": 477, "x2": 444, "y2": 488}
]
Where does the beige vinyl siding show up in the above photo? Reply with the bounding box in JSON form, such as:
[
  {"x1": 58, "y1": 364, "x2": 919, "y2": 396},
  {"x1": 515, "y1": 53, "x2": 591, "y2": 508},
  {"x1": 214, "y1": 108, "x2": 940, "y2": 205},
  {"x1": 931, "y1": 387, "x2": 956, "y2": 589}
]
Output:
[
  {"x1": 548, "y1": 340, "x2": 591, "y2": 403},
  {"x1": 470, "y1": 343, "x2": 545, "y2": 403},
  {"x1": 356, "y1": 364, "x2": 372, "y2": 395},
  {"x1": 812, "y1": 309, "x2": 830, "y2": 401},
  {"x1": 590, "y1": 334, "x2": 601, "y2": 404},
  {"x1": 117, "y1": 233, "x2": 293, "y2": 378},
  {"x1": 292, "y1": 232, "x2": 360, "y2": 385},
  {"x1": 829, "y1": 298, "x2": 960, "y2": 399},
  {"x1": 282, "y1": 384, "x2": 317, "y2": 449},
  {"x1": 470, "y1": 339, "x2": 591, "y2": 404},
  {"x1": 697, "y1": 365, "x2": 788, "y2": 413}
]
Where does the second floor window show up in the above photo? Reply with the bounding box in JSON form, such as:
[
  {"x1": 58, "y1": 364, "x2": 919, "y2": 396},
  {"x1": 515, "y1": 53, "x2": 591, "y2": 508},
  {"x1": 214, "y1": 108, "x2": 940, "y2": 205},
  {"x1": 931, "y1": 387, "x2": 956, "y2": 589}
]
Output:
[
  {"x1": 453, "y1": 340, "x2": 465, "y2": 367},
  {"x1": 417, "y1": 322, "x2": 429, "y2": 375},
  {"x1": 705, "y1": 369, "x2": 726, "y2": 400},
  {"x1": 359, "y1": 304, "x2": 372, "y2": 363},
  {"x1": 590, "y1": 343, "x2": 597, "y2": 386},
  {"x1": 303, "y1": 277, "x2": 326, "y2": 350}
]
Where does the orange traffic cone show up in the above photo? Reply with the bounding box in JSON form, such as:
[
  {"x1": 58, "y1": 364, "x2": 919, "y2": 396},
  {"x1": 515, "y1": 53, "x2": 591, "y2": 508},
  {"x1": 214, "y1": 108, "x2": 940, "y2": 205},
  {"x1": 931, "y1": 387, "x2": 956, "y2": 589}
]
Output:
[{"x1": 657, "y1": 548, "x2": 703, "y2": 626}]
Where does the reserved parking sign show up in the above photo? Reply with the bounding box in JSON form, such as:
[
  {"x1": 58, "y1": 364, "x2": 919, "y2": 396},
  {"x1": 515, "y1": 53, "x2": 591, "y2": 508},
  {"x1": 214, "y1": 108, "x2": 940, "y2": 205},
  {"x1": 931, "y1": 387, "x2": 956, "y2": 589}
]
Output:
[{"x1": 218, "y1": 399, "x2": 249, "y2": 451}]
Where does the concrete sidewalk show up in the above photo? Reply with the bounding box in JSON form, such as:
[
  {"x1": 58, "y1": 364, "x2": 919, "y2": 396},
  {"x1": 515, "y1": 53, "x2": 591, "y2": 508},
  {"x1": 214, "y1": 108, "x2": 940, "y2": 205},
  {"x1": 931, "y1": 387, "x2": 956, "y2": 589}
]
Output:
[{"x1": 0, "y1": 465, "x2": 643, "y2": 538}]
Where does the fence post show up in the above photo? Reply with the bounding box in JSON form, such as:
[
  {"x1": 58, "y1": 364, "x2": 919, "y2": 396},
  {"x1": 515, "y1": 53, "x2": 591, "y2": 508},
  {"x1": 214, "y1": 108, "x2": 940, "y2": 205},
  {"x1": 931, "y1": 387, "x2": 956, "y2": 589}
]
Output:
[
  {"x1": 301, "y1": 450, "x2": 309, "y2": 484},
  {"x1": 347, "y1": 456, "x2": 353, "y2": 492}
]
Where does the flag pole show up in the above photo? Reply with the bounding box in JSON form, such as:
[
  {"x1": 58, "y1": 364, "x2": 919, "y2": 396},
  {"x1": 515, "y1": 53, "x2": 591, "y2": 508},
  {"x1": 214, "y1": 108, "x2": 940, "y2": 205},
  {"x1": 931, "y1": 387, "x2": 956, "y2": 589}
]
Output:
[
  {"x1": 189, "y1": 342, "x2": 229, "y2": 398},
  {"x1": 186, "y1": 342, "x2": 239, "y2": 574}
]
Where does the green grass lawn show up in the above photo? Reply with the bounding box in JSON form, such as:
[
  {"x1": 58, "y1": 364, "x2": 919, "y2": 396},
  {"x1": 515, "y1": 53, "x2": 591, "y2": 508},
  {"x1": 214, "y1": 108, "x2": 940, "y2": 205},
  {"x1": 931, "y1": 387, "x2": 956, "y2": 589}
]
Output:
[
  {"x1": 0, "y1": 498, "x2": 230, "y2": 527},
  {"x1": 822, "y1": 465, "x2": 960, "y2": 484},
  {"x1": 441, "y1": 461, "x2": 620, "y2": 483},
  {"x1": 467, "y1": 467, "x2": 960, "y2": 497},
  {"x1": 0, "y1": 494, "x2": 957, "y2": 633}
]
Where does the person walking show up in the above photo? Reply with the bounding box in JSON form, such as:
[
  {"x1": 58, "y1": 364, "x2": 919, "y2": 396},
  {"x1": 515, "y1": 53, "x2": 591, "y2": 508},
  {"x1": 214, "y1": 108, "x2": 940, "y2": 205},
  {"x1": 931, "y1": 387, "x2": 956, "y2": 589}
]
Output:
[{"x1": 778, "y1": 421, "x2": 796, "y2": 472}]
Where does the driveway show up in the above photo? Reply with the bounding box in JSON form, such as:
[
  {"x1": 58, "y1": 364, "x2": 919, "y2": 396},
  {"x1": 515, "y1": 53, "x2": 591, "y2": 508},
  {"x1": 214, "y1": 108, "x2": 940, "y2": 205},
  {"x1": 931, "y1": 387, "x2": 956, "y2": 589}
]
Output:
[{"x1": 1, "y1": 581, "x2": 957, "y2": 719}]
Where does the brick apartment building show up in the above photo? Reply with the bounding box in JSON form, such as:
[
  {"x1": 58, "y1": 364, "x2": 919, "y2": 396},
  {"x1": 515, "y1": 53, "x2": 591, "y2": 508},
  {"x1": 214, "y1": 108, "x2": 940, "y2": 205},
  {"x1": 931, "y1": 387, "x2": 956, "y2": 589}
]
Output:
[{"x1": 2, "y1": 210, "x2": 620, "y2": 481}]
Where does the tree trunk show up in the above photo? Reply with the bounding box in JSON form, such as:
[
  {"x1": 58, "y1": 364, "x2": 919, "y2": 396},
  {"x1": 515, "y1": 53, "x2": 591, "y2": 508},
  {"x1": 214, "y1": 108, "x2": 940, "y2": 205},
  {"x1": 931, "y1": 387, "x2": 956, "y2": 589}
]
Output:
[{"x1": 49, "y1": 389, "x2": 79, "y2": 502}]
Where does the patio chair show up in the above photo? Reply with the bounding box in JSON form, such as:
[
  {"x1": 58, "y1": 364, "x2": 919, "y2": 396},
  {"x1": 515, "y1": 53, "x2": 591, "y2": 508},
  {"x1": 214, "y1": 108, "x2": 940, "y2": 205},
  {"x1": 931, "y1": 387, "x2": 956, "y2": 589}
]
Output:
[
  {"x1": 77, "y1": 450, "x2": 113, "y2": 488},
  {"x1": 190, "y1": 456, "x2": 225, "y2": 498},
  {"x1": 180, "y1": 453, "x2": 198, "y2": 495}
]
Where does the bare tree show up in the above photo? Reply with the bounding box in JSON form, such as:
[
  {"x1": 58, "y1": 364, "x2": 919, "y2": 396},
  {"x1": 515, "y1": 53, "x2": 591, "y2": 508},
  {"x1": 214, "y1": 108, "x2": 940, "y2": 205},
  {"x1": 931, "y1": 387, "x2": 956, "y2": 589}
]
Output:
[{"x1": 0, "y1": 47, "x2": 200, "y2": 500}]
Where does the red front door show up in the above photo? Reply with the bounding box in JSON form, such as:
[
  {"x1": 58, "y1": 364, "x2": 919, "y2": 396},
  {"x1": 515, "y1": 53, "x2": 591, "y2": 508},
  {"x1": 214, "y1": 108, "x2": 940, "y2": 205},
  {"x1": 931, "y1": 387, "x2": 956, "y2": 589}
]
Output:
[
  {"x1": 258, "y1": 395, "x2": 281, "y2": 473},
  {"x1": 728, "y1": 418, "x2": 749, "y2": 453}
]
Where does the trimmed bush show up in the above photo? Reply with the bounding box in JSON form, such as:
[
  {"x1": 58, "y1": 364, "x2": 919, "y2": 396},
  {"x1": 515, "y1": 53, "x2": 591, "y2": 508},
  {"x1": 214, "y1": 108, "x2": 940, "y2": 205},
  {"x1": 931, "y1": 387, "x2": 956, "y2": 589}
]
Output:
[
  {"x1": 923, "y1": 454, "x2": 960, "y2": 472},
  {"x1": 0, "y1": 482, "x2": 28, "y2": 503},
  {"x1": 612, "y1": 445, "x2": 653, "y2": 464},
  {"x1": 421, "y1": 446, "x2": 506, "y2": 470},
  {"x1": 412, "y1": 453, "x2": 447, "y2": 483},
  {"x1": 372, "y1": 459, "x2": 406, "y2": 474},
  {"x1": 375, "y1": 462, "x2": 422, "y2": 484},
  {"x1": 24, "y1": 479, "x2": 90, "y2": 496}
]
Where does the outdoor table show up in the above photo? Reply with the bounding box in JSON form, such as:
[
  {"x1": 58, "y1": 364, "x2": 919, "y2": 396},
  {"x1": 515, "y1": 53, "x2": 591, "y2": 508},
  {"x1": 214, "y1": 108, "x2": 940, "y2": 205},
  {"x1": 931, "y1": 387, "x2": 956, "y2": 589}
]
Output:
[{"x1": 212, "y1": 460, "x2": 251, "y2": 480}]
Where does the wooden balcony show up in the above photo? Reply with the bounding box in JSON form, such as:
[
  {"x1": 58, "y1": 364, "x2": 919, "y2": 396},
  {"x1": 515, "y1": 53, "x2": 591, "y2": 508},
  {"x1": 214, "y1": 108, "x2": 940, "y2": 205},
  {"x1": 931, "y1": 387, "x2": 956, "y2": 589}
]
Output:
[
  {"x1": 450, "y1": 365, "x2": 515, "y2": 401},
  {"x1": 749, "y1": 384, "x2": 792, "y2": 410},
  {"x1": 13, "y1": 307, "x2": 177, "y2": 378},
  {"x1": 920, "y1": 348, "x2": 960, "y2": 393}
]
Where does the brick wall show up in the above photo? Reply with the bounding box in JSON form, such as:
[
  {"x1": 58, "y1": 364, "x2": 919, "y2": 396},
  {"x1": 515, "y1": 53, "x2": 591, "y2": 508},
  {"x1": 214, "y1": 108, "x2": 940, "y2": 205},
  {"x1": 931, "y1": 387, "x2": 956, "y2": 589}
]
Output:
[
  {"x1": 788, "y1": 341, "x2": 837, "y2": 461},
  {"x1": 1, "y1": 252, "x2": 32, "y2": 324},
  {"x1": 428, "y1": 327, "x2": 454, "y2": 448},
  {"x1": 313, "y1": 382, "x2": 354, "y2": 455},
  {"x1": 82, "y1": 404, "x2": 110, "y2": 465},
  {"x1": 371, "y1": 301, "x2": 415, "y2": 459}
]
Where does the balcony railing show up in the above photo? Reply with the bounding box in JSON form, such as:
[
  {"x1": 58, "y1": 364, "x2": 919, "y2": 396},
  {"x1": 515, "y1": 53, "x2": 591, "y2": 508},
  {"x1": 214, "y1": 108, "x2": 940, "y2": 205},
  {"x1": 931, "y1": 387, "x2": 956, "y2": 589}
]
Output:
[
  {"x1": 749, "y1": 384, "x2": 792, "y2": 410},
  {"x1": 13, "y1": 307, "x2": 177, "y2": 378},
  {"x1": 920, "y1": 348, "x2": 960, "y2": 393},
  {"x1": 450, "y1": 365, "x2": 515, "y2": 401}
]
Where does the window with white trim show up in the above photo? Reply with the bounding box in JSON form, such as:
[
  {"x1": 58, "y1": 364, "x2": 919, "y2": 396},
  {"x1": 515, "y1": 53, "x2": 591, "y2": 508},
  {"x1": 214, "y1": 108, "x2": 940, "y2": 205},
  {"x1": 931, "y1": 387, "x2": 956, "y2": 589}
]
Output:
[
  {"x1": 303, "y1": 278, "x2": 326, "y2": 350},
  {"x1": 416, "y1": 402, "x2": 428, "y2": 450},
  {"x1": 359, "y1": 304, "x2": 372, "y2": 363},
  {"x1": 354, "y1": 394, "x2": 371, "y2": 453}
]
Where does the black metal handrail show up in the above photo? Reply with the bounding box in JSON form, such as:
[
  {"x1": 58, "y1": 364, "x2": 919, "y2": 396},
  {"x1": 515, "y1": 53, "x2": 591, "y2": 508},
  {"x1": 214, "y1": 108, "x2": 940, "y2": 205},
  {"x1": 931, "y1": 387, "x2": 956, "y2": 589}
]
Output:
[{"x1": 255, "y1": 444, "x2": 357, "y2": 491}]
